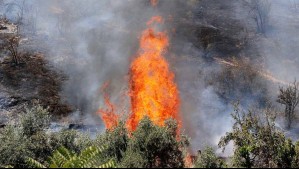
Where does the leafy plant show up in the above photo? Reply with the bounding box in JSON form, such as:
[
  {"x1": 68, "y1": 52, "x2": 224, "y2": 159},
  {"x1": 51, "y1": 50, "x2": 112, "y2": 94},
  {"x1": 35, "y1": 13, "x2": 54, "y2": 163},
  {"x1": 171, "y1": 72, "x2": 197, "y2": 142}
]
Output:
[
  {"x1": 219, "y1": 104, "x2": 296, "y2": 168},
  {"x1": 120, "y1": 117, "x2": 188, "y2": 168},
  {"x1": 0, "y1": 104, "x2": 90, "y2": 168},
  {"x1": 277, "y1": 81, "x2": 299, "y2": 129},
  {"x1": 195, "y1": 147, "x2": 226, "y2": 168},
  {"x1": 27, "y1": 146, "x2": 115, "y2": 168}
]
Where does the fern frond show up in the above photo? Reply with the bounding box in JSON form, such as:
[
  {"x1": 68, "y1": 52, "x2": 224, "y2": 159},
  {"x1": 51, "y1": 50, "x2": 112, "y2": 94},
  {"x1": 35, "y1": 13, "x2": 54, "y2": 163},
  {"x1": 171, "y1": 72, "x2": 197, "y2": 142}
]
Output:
[
  {"x1": 80, "y1": 146, "x2": 105, "y2": 168},
  {"x1": 99, "y1": 160, "x2": 116, "y2": 168},
  {"x1": 62, "y1": 156, "x2": 81, "y2": 168},
  {"x1": 57, "y1": 146, "x2": 74, "y2": 160},
  {"x1": 27, "y1": 158, "x2": 47, "y2": 168},
  {"x1": 49, "y1": 147, "x2": 71, "y2": 167},
  {"x1": 27, "y1": 146, "x2": 114, "y2": 168}
]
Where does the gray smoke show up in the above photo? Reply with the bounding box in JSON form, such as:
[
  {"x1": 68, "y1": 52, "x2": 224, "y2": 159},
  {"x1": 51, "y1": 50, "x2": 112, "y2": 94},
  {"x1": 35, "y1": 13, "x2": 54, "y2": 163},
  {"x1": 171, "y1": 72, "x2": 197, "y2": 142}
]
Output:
[{"x1": 3, "y1": 0, "x2": 299, "y2": 155}]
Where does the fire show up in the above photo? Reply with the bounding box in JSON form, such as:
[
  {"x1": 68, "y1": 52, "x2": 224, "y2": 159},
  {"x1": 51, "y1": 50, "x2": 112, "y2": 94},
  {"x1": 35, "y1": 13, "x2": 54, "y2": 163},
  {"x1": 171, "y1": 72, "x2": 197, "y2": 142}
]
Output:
[
  {"x1": 127, "y1": 16, "x2": 180, "y2": 131},
  {"x1": 147, "y1": 16, "x2": 163, "y2": 26},
  {"x1": 185, "y1": 154, "x2": 196, "y2": 168},
  {"x1": 97, "y1": 12, "x2": 180, "y2": 132},
  {"x1": 150, "y1": 0, "x2": 158, "y2": 7},
  {"x1": 97, "y1": 83, "x2": 119, "y2": 130}
]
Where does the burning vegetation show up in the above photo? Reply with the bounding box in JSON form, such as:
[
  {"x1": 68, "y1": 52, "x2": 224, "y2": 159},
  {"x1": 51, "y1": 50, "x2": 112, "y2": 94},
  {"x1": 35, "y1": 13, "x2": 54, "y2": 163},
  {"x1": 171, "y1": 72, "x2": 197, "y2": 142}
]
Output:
[
  {"x1": 2, "y1": 0, "x2": 299, "y2": 168},
  {"x1": 127, "y1": 16, "x2": 180, "y2": 131},
  {"x1": 97, "y1": 9, "x2": 180, "y2": 132}
]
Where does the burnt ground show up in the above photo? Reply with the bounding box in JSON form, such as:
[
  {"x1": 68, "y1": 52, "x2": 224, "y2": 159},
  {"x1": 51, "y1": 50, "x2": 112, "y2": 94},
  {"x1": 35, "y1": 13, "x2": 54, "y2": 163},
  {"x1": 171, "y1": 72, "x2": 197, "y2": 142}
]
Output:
[{"x1": 0, "y1": 52, "x2": 72, "y2": 125}]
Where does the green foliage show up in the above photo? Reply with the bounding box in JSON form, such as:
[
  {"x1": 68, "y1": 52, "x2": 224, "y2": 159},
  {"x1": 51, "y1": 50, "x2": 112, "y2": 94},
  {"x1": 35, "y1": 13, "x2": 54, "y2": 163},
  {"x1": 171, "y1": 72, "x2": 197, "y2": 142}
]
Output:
[
  {"x1": 195, "y1": 147, "x2": 226, "y2": 168},
  {"x1": 27, "y1": 146, "x2": 115, "y2": 168},
  {"x1": 0, "y1": 125, "x2": 32, "y2": 167},
  {"x1": 0, "y1": 104, "x2": 90, "y2": 168},
  {"x1": 276, "y1": 139, "x2": 296, "y2": 168},
  {"x1": 277, "y1": 81, "x2": 299, "y2": 129},
  {"x1": 0, "y1": 104, "x2": 52, "y2": 167},
  {"x1": 27, "y1": 158, "x2": 46, "y2": 168},
  {"x1": 4, "y1": 102, "x2": 299, "y2": 168},
  {"x1": 0, "y1": 104, "x2": 188, "y2": 168},
  {"x1": 94, "y1": 122, "x2": 128, "y2": 162},
  {"x1": 94, "y1": 118, "x2": 188, "y2": 168},
  {"x1": 219, "y1": 104, "x2": 297, "y2": 168},
  {"x1": 121, "y1": 117, "x2": 188, "y2": 168},
  {"x1": 20, "y1": 104, "x2": 51, "y2": 136},
  {"x1": 51, "y1": 130, "x2": 93, "y2": 154},
  {"x1": 118, "y1": 149, "x2": 147, "y2": 168},
  {"x1": 291, "y1": 142, "x2": 299, "y2": 168}
]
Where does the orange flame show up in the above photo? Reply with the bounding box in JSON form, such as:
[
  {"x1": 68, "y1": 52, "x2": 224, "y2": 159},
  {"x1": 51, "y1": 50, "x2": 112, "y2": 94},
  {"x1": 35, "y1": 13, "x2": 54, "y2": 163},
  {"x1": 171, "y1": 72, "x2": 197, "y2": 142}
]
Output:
[
  {"x1": 150, "y1": 0, "x2": 158, "y2": 7},
  {"x1": 97, "y1": 83, "x2": 119, "y2": 130},
  {"x1": 127, "y1": 16, "x2": 180, "y2": 131},
  {"x1": 147, "y1": 16, "x2": 163, "y2": 26},
  {"x1": 97, "y1": 16, "x2": 181, "y2": 132},
  {"x1": 185, "y1": 154, "x2": 196, "y2": 168}
]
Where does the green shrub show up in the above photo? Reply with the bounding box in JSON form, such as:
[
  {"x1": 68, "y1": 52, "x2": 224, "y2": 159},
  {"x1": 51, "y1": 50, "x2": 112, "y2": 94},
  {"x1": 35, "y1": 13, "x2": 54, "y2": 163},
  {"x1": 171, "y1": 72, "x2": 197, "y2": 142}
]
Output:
[
  {"x1": 120, "y1": 118, "x2": 188, "y2": 168},
  {"x1": 93, "y1": 122, "x2": 128, "y2": 162},
  {"x1": 1, "y1": 104, "x2": 188, "y2": 168},
  {"x1": 20, "y1": 105, "x2": 51, "y2": 136},
  {"x1": 195, "y1": 147, "x2": 226, "y2": 168},
  {"x1": 219, "y1": 104, "x2": 297, "y2": 168},
  {"x1": 0, "y1": 104, "x2": 90, "y2": 168}
]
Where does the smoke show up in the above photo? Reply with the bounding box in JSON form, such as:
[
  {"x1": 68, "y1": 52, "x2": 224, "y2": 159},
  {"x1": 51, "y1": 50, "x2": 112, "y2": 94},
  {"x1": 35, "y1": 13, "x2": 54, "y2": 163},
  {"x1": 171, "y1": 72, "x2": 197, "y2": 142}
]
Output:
[
  {"x1": 3, "y1": 0, "x2": 299, "y2": 154},
  {"x1": 29, "y1": 0, "x2": 231, "y2": 152},
  {"x1": 0, "y1": 0, "x2": 248, "y2": 153},
  {"x1": 230, "y1": 0, "x2": 299, "y2": 142},
  {"x1": 31, "y1": 0, "x2": 156, "y2": 124},
  {"x1": 260, "y1": 0, "x2": 299, "y2": 83}
]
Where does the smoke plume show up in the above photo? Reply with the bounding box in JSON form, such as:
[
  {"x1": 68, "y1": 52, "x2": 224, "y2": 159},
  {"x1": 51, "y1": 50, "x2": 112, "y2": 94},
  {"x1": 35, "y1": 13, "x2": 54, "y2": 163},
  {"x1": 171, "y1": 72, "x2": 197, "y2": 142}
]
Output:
[{"x1": 3, "y1": 0, "x2": 299, "y2": 154}]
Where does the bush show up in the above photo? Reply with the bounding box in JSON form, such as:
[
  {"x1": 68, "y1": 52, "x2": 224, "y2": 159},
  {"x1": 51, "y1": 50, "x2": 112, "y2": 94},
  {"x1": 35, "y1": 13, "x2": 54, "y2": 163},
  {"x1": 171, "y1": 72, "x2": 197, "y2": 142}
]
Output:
[
  {"x1": 94, "y1": 117, "x2": 189, "y2": 168},
  {"x1": 219, "y1": 104, "x2": 296, "y2": 168},
  {"x1": 0, "y1": 125, "x2": 32, "y2": 167},
  {"x1": 0, "y1": 104, "x2": 90, "y2": 168},
  {"x1": 0, "y1": 104, "x2": 188, "y2": 168},
  {"x1": 20, "y1": 104, "x2": 51, "y2": 136},
  {"x1": 195, "y1": 147, "x2": 226, "y2": 168},
  {"x1": 119, "y1": 149, "x2": 147, "y2": 168},
  {"x1": 51, "y1": 130, "x2": 93, "y2": 154},
  {"x1": 93, "y1": 122, "x2": 129, "y2": 162},
  {"x1": 0, "y1": 104, "x2": 52, "y2": 167},
  {"x1": 120, "y1": 118, "x2": 188, "y2": 168}
]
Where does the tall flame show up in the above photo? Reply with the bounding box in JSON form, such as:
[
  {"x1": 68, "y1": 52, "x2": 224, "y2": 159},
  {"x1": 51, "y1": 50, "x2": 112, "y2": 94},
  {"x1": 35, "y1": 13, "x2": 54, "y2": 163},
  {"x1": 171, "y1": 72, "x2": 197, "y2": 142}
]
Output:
[
  {"x1": 97, "y1": 82, "x2": 119, "y2": 130},
  {"x1": 127, "y1": 16, "x2": 180, "y2": 131},
  {"x1": 97, "y1": 15, "x2": 181, "y2": 132}
]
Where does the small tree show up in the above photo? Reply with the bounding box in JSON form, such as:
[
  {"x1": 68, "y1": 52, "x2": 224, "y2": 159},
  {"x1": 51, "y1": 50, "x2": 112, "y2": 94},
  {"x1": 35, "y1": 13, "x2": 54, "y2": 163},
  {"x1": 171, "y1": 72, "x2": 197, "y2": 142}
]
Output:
[
  {"x1": 247, "y1": 0, "x2": 271, "y2": 34},
  {"x1": 122, "y1": 118, "x2": 188, "y2": 168},
  {"x1": 3, "y1": 35, "x2": 21, "y2": 65},
  {"x1": 219, "y1": 104, "x2": 296, "y2": 168},
  {"x1": 4, "y1": 0, "x2": 26, "y2": 31},
  {"x1": 277, "y1": 81, "x2": 299, "y2": 129}
]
